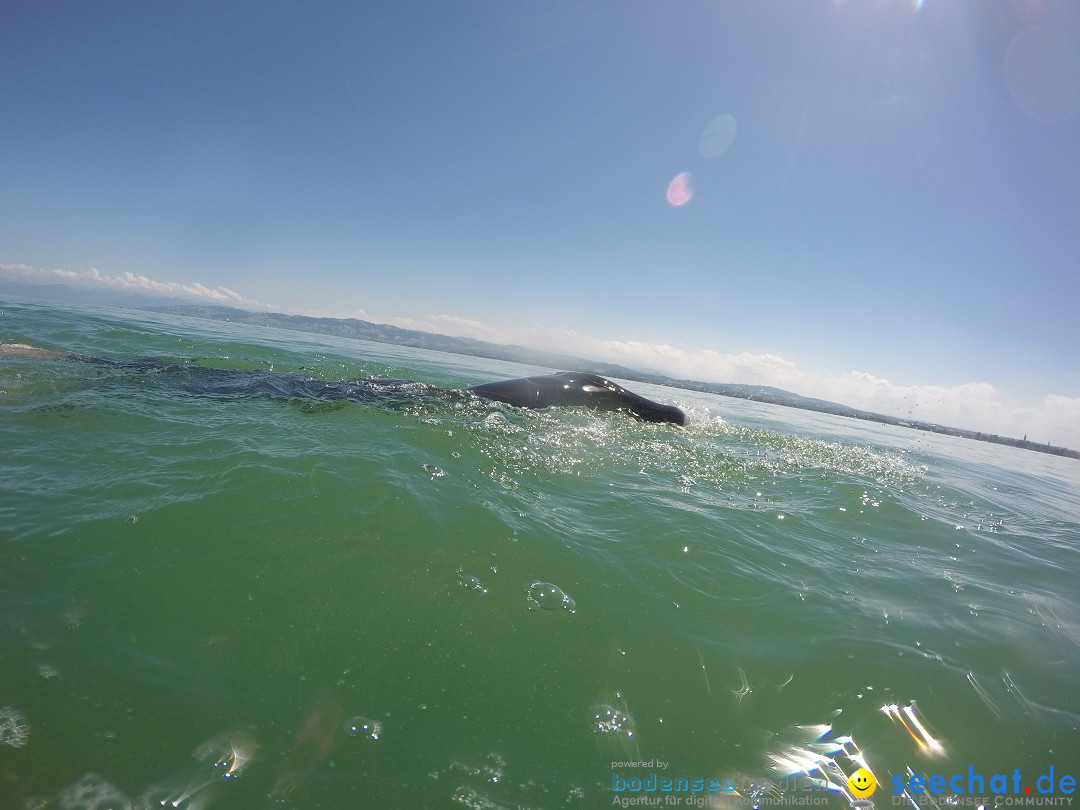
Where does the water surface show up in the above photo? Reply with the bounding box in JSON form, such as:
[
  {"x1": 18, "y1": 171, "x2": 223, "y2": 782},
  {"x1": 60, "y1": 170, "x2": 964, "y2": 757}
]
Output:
[{"x1": 1, "y1": 300, "x2": 1077, "y2": 808}]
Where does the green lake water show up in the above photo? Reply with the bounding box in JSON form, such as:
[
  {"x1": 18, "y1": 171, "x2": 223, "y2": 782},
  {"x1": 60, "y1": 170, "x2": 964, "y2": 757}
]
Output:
[{"x1": 1, "y1": 299, "x2": 1077, "y2": 809}]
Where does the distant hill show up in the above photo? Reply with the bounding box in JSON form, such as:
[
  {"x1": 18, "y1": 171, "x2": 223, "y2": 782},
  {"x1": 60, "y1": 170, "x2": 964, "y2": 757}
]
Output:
[
  {"x1": 1, "y1": 280, "x2": 1074, "y2": 459},
  {"x1": 0, "y1": 278, "x2": 184, "y2": 310},
  {"x1": 149, "y1": 302, "x2": 647, "y2": 379}
]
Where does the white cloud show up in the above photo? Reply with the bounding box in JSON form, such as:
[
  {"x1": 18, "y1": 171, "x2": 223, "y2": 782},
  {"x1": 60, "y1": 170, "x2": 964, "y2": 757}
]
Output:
[
  {"x1": 0, "y1": 262, "x2": 270, "y2": 309},
  {"x1": 794, "y1": 373, "x2": 1080, "y2": 448}
]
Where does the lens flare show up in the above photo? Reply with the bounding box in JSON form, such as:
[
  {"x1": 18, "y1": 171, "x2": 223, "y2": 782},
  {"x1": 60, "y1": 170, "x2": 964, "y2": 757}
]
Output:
[
  {"x1": 666, "y1": 172, "x2": 694, "y2": 207},
  {"x1": 1004, "y1": 26, "x2": 1080, "y2": 122},
  {"x1": 880, "y1": 703, "x2": 945, "y2": 755},
  {"x1": 699, "y1": 113, "x2": 737, "y2": 159}
]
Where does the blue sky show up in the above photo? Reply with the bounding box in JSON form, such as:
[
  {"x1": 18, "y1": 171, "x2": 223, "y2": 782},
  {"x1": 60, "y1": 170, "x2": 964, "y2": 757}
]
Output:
[{"x1": 3, "y1": 1, "x2": 1079, "y2": 446}]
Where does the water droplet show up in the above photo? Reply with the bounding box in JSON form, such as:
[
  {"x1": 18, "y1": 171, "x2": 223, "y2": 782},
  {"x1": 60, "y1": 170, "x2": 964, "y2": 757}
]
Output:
[{"x1": 526, "y1": 582, "x2": 576, "y2": 614}]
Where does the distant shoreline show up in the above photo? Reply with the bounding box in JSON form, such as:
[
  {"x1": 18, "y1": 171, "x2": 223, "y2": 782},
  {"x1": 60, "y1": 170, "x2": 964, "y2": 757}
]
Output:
[{"x1": 662, "y1": 377, "x2": 1079, "y2": 460}]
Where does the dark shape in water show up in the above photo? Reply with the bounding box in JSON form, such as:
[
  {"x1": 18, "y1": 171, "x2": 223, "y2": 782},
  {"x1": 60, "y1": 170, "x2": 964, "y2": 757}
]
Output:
[
  {"x1": 469, "y1": 371, "x2": 688, "y2": 426},
  {"x1": 1, "y1": 345, "x2": 688, "y2": 426}
]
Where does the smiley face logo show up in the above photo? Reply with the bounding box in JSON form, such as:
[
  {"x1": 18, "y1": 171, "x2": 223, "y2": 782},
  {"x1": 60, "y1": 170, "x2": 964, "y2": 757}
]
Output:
[{"x1": 848, "y1": 768, "x2": 877, "y2": 799}]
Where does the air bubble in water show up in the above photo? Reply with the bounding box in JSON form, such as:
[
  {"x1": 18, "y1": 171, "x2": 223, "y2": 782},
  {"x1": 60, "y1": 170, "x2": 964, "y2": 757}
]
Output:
[
  {"x1": 526, "y1": 581, "x2": 576, "y2": 613},
  {"x1": 458, "y1": 572, "x2": 488, "y2": 594},
  {"x1": 345, "y1": 716, "x2": 381, "y2": 741},
  {"x1": 591, "y1": 698, "x2": 641, "y2": 759},
  {"x1": 592, "y1": 705, "x2": 635, "y2": 739}
]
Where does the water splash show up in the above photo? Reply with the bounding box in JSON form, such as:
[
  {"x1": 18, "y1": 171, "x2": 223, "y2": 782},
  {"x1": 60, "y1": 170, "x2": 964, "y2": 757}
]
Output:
[{"x1": 159, "y1": 730, "x2": 259, "y2": 807}]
